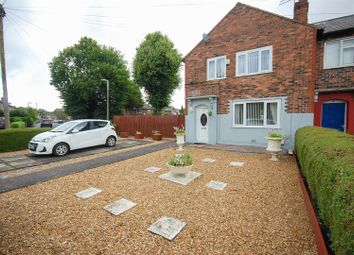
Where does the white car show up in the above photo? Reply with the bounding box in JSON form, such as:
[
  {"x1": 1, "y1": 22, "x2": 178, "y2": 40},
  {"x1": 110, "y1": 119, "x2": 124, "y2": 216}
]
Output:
[{"x1": 29, "y1": 119, "x2": 118, "y2": 156}]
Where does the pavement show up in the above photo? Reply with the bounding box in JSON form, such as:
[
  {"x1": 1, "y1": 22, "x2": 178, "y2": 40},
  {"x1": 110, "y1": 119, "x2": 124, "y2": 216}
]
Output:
[
  {"x1": 0, "y1": 141, "x2": 174, "y2": 193},
  {"x1": 0, "y1": 139, "x2": 151, "y2": 173}
]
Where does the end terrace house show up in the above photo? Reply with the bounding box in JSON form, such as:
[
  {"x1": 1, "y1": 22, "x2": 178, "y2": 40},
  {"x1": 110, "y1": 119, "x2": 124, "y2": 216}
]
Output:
[{"x1": 183, "y1": 0, "x2": 317, "y2": 149}]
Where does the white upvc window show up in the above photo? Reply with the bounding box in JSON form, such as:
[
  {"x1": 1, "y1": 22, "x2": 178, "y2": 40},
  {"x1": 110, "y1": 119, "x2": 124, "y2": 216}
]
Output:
[
  {"x1": 324, "y1": 37, "x2": 354, "y2": 68},
  {"x1": 207, "y1": 56, "x2": 226, "y2": 80},
  {"x1": 235, "y1": 46, "x2": 273, "y2": 76},
  {"x1": 232, "y1": 99, "x2": 280, "y2": 128}
]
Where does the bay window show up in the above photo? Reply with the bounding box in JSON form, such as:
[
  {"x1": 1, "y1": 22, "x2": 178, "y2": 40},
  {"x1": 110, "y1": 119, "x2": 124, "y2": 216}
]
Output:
[
  {"x1": 233, "y1": 99, "x2": 280, "y2": 128},
  {"x1": 324, "y1": 37, "x2": 354, "y2": 68},
  {"x1": 207, "y1": 56, "x2": 226, "y2": 80},
  {"x1": 236, "y1": 46, "x2": 272, "y2": 76}
]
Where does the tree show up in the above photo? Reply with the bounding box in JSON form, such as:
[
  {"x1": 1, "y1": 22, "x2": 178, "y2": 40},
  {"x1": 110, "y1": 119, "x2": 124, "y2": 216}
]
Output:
[
  {"x1": 179, "y1": 105, "x2": 185, "y2": 115},
  {"x1": 133, "y1": 32, "x2": 182, "y2": 115},
  {"x1": 52, "y1": 108, "x2": 68, "y2": 120},
  {"x1": 49, "y1": 37, "x2": 143, "y2": 119},
  {"x1": 27, "y1": 107, "x2": 36, "y2": 121}
]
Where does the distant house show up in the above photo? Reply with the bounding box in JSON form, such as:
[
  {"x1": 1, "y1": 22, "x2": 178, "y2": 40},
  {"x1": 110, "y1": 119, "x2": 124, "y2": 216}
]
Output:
[
  {"x1": 126, "y1": 104, "x2": 179, "y2": 115},
  {"x1": 183, "y1": 0, "x2": 353, "y2": 149}
]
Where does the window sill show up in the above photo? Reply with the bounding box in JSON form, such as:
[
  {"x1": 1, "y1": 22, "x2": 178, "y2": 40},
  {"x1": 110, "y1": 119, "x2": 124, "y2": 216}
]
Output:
[
  {"x1": 207, "y1": 77, "x2": 226, "y2": 81},
  {"x1": 232, "y1": 125, "x2": 280, "y2": 129},
  {"x1": 235, "y1": 70, "x2": 272, "y2": 77},
  {"x1": 323, "y1": 64, "x2": 354, "y2": 70}
]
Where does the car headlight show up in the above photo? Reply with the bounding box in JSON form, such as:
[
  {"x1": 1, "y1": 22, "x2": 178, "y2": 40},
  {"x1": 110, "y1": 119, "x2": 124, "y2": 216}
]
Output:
[{"x1": 40, "y1": 136, "x2": 56, "y2": 143}]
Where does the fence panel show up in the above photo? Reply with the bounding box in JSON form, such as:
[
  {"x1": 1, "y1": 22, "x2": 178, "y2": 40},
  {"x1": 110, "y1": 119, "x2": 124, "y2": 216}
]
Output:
[{"x1": 113, "y1": 115, "x2": 185, "y2": 138}]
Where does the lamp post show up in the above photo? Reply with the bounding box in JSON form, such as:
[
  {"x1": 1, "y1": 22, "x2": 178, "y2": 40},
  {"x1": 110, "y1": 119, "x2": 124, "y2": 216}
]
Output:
[{"x1": 101, "y1": 79, "x2": 109, "y2": 120}]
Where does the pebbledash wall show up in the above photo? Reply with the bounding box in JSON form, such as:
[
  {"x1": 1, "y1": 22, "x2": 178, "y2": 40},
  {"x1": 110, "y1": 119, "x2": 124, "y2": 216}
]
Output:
[
  {"x1": 183, "y1": 3, "x2": 317, "y2": 149},
  {"x1": 186, "y1": 96, "x2": 313, "y2": 149}
]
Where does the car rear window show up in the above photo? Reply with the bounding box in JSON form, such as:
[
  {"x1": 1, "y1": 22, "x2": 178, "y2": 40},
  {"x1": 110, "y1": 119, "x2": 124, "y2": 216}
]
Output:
[{"x1": 91, "y1": 121, "x2": 108, "y2": 129}]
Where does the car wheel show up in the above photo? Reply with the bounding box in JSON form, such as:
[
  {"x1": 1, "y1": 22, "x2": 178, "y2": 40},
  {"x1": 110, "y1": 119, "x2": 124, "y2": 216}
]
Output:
[
  {"x1": 53, "y1": 143, "x2": 70, "y2": 156},
  {"x1": 106, "y1": 136, "x2": 116, "y2": 147}
]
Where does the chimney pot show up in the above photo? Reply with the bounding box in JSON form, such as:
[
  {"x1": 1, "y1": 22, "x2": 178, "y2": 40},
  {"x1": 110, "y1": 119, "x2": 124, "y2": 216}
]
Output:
[{"x1": 294, "y1": 0, "x2": 309, "y2": 24}]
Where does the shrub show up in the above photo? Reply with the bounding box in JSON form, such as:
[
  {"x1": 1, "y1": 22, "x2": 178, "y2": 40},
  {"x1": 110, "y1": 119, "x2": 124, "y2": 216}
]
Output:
[
  {"x1": 295, "y1": 126, "x2": 354, "y2": 255},
  {"x1": 0, "y1": 128, "x2": 51, "y2": 152},
  {"x1": 10, "y1": 121, "x2": 26, "y2": 128},
  {"x1": 168, "y1": 153, "x2": 192, "y2": 167},
  {"x1": 267, "y1": 132, "x2": 284, "y2": 138}
]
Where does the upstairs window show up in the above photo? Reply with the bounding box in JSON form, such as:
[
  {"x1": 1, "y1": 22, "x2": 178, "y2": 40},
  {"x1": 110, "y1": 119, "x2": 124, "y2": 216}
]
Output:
[
  {"x1": 236, "y1": 46, "x2": 272, "y2": 76},
  {"x1": 324, "y1": 38, "x2": 354, "y2": 68},
  {"x1": 207, "y1": 56, "x2": 226, "y2": 80}
]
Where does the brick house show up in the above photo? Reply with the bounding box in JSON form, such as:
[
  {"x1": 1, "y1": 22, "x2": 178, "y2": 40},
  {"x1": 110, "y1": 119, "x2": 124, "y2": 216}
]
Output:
[
  {"x1": 183, "y1": 0, "x2": 353, "y2": 149},
  {"x1": 314, "y1": 15, "x2": 354, "y2": 134}
]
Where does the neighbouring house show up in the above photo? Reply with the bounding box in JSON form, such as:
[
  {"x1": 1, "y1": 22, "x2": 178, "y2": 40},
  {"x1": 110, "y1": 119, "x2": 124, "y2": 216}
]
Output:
[
  {"x1": 314, "y1": 15, "x2": 354, "y2": 134},
  {"x1": 125, "y1": 104, "x2": 179, "y2": 115},
  {"x1": 183, "y1": 0, "x2": 354, "y2": 149}
]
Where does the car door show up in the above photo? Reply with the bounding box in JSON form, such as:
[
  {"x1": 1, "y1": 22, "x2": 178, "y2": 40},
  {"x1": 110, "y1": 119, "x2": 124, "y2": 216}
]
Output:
[
  {"x1": 66, "y1": 121, "x2": 92, "y2": 150},
  {"x1": 90, "y1": 121, "x2": 109, "y2": 145}
]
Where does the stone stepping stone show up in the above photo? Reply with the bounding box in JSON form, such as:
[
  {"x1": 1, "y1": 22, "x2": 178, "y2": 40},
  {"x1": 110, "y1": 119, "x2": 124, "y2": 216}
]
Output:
[
  {"x1": 145, "y1": 166, "x2": 161, "y2": 173},
  {"x1": 159, "y1": 171, "x2": 202, "y2": 186},
  {"x1": 207, "y1": 180, "x2": 228, "y2": 190},
  {"x1": 0, "y1": 163, "x2": 13, "y2": 173},
  {"x1": 75, "y1": 187, "x2": 102, "y2": 199},
  {"x1": 104, "y1": 198, "x2": 136, "y2": 216},
  {"x1": 202, "y1": 158, "x2": 216, "y2": 163},
  {"x1": 148, "y1": 216, "x2": 186, "y2": 241},
  {"x1": 229, "y1": 161, "x2": 244, "y2": 167}
]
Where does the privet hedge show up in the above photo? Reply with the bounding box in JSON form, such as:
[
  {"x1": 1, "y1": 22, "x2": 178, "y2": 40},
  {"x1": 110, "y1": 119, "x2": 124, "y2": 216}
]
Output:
[
  {"x1": 295, "y1": 126, "x2": 353, "y2": 255},
  {"x1": 0, "y1": 128, "x2": 50, "y2": 152}
]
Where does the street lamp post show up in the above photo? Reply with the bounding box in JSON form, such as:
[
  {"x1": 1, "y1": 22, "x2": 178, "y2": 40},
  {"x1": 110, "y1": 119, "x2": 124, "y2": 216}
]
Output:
[{"x1": 101, "y1": 79, "x2": 109, "y2": 120}]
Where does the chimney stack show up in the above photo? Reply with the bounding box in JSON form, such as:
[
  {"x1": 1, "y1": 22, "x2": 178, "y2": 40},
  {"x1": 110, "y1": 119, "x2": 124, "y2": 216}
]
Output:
[{"x1": 293, "y1": 0, "x2": 309, "y2": 24}]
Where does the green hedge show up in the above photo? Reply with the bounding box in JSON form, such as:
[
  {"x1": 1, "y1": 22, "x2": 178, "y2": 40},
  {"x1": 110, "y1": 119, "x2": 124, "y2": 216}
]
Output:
[
  {"x1": 295, "y1": 126, "x2": 354, "y2": 255},
  {"x1": 10, "y1": 121, "x2": 26, "y2": 128},
  {"x1": 0, "y1": 128, "x2": 51, "y2": 152}
]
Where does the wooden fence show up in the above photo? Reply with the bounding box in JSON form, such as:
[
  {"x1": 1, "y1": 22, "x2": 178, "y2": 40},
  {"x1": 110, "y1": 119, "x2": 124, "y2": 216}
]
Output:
[{"x1": 113, "y1": 115, "x2": 185, "y2": 138}]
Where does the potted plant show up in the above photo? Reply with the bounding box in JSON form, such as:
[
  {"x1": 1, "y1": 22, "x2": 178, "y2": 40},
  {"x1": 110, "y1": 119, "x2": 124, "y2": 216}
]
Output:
[
  {"x1": 266, "y1": 132, "x2": 284, "y2": 161},
  {"x1": 152, "y1": 130, "x2": 163, "y2": 141},
  {"x1": 174, "y1": 125, "x2": 185, "y2": 151},
  {"x1": 135, "y1": 131, "x2": 144, "y2": 139},
  {"x1": 167, "y1": 153, "x2": 193, "y2": 176},
  {"x1": 120, "y1": 131, "x2": 129, "y2": 138}
]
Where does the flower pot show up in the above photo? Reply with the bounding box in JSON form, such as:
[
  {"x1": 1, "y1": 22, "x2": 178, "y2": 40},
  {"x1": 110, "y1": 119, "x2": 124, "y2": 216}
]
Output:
[
  {"x1": 167, "y1": 163, "x2": 193, "y2": 177},
  {"x1": 176, "y1": 134, "x2": 185, "y2": 151},
  {"x1": 152, "y1": 133, "x2": 163, "y2": 141},
  {"x1": 266, "y1": 137, "x2": 283, "y2": 161},
  {"x1": 135, "y1": 133, "x2": 144, "y2": 139},
  {"x1": 120, "y1": 131, "x2": 129, "y2": 138},
  {"x1": 266, "y1": 137, "x2": 283, "y2": 152}
]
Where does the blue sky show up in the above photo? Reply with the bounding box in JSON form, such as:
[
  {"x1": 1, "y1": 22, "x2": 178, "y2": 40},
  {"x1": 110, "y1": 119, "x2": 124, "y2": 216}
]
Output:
[{"x1": 1, "y1": 0, "x2": 353, "y2": 111}]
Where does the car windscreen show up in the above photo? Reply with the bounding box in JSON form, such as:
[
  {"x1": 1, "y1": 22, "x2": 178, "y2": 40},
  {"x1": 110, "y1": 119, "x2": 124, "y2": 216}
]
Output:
[{"x1": 51, "y1": 121, "x2": 79, "y2": 132}]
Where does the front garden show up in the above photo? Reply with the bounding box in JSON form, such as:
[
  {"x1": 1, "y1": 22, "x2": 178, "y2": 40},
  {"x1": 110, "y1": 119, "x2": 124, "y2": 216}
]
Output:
[{"x1": 0, "y1": 147, "x2": 317, "y2": 254}]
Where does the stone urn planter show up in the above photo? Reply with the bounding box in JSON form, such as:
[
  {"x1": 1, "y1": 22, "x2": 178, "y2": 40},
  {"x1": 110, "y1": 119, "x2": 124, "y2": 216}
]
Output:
[
  {"x1": 266, "y1": 132, "x2": 284, "y2": 161},
  {"x1": 135, "y1": 132, "x2": 144, "y2": 139},
  {"x1": 167, "y1": 163, "x2": 193, "y2": 177},
  {"x1": 120, "y1": 131, "x2": 129, "y2": 138},
  {"x1": 152, "y1": 131, "x2": 163, "y2": 141},
  {"x1": 176, "y1": 134, "x2": 185, "y2": 151},
  {"x1": 167, "y1": 153, "x2": 192, "y2": 177}
]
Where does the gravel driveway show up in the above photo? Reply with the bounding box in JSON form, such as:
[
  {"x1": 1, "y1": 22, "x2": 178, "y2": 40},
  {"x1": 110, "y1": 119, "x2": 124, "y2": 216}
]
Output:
[{"x1": 0, "y1": 147, "x2": 317, "y2": 254}]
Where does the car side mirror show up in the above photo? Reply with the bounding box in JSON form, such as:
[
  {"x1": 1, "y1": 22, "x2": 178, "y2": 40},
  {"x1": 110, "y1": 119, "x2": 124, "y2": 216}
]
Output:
[{"x1": 71, "y1": 129, "x2": 79, "y2": 134}]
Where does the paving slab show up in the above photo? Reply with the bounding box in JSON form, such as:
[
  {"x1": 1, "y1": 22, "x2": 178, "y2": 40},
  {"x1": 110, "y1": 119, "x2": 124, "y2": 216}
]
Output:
[
  {"x1": 0, "y1": 163, "x2": 13, "y2": 173},
  {"x1": 2, "y1": 156, "x2": 28, "y2": 162},
  {"x1": 144, "y1": 166, "x2": 161, "y2": 173},
  {"x1": 8, "y1": 159, "x2": 36, "y2": 167},
  {"x1": 229, "y1": 161, "x2": 244, "y2": 167},
  {"x1": 104, "y1": 198, "x2": 136, "y2": 216},
  {"x1": 202, "y1": 158, "x2": 216, "y2": 163},
  {"x1": 207, "y1": 180, "x2": 228, "y2": 190},
  {"x1": 159, "y1": 171, "x2": 202, "y2": 186},
  {"x1": 75, "y1": 187, "x2": 102, "y2": 199},
  {"x1": 148, "y1": 216, "x2": 186, "y2": 241}
]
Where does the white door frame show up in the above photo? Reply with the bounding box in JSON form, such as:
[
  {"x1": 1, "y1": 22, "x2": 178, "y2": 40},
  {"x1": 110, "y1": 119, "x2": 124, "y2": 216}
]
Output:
[{"x1": 196, "y1": 105, "x2": 209, "y2": 143}]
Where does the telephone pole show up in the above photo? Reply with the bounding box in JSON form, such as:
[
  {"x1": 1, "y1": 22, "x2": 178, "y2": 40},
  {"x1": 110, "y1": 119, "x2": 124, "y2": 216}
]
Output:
[{"x1": 0, "y1": 4, "x2": 9, "y2": 128}]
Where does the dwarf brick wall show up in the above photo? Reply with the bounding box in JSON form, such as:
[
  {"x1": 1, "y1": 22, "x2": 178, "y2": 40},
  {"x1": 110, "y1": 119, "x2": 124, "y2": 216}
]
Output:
[
  {"x1": 315, "y1": 31, "x2": 354, "y2": 91},
  {"x1": 184, "y1": 3, "x2": 317, "y2": 115}
]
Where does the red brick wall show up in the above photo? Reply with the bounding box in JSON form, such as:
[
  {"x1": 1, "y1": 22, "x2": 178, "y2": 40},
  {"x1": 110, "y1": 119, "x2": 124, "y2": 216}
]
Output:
[
  {"x1": 315, "y1": 32, "x2": 354, "y2": 91},
  {"x1": 184, "y1": 3, "x2": 317, "y2": 114}
]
